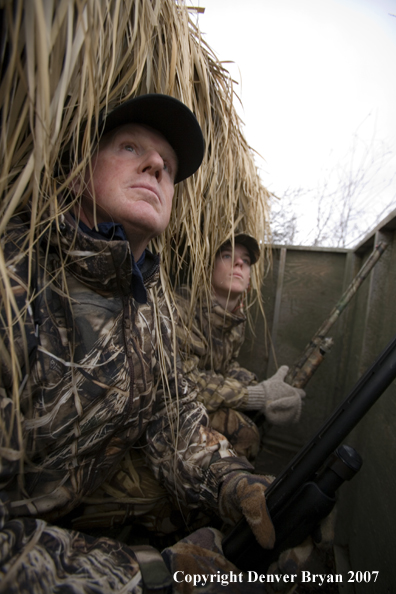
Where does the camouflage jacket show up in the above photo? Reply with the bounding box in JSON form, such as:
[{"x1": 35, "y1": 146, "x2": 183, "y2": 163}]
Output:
[
  {"x1": 0, "y1": 216, "x2": 251, "y2": 525},
  {"x1": 176, "y1": 290, "x2": 258, "y2": 413}
]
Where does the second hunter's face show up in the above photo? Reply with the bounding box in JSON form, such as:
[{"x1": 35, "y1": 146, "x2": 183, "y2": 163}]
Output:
[{"x1": 212, "y1": 243, "x2": 252, "y2": 301}]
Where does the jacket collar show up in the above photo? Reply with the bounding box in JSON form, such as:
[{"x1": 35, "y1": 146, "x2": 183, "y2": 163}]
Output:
[
  {"x1": 51, "y1": 213, "x2": 160, "y2": 298},
  {"x1": 206, "y1": 294, "x2": 246, "y2": 331}
]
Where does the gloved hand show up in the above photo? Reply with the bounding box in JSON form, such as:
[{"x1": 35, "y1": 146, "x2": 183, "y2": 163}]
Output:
[
  {"x1": 312, "y1": 506, "x2": 336, "y2": 550},
  {"x1": 246, "y1": 365, "x2": 306, "y2": 425},
  {"x1": 162, "y1": 527, "x2": 266, "y2": 593},
  {"x1": 266, "y1": 510, "x2": 336, "y2": 593},
  {"x1": 218, "y1": 472, "x2": 275, "y2": 550}
]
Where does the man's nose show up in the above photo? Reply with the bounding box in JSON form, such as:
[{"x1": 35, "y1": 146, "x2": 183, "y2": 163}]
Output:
[
  {"x1": 234, "y1": 256, "x2": 244, "y2": 267},
  {"x1": 140, "y1": 150, "x2": 164, "y2": 180}
]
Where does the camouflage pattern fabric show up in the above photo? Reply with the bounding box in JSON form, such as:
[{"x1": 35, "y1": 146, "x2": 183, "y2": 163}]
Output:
[
  {"x1": 68, "y1": 290, "x2": 261, "y2": 535},
  {"x1": 162, "y1": 527, "x2": 268, "y2": 594},
  {"x1": 0, "y1": 215, "x2": 254, "y2": 585},
  {"x1": 209, "y1": 408, "x2": 260, "y2": 460},
  {"x1": 175, "y1": 289, "x2": 260, "y2": 457},
  {"x1": 1, "y1": 497, "x2": 265, "y2": 594},
  {"x1": 71, "y1": 448, "x2": 214, "y2": 536},
  {"x1": 176, "y1": 288, "x2": 258, "y2": 404},
  {"x1": 218, "y1": 472, "x2": 275, "y2": 550},
  {"x1": 0, "y1": 514, "x2": 144, "y2": 593}
]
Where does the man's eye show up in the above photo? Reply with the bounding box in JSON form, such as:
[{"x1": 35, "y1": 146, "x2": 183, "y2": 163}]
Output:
[
  {"x1": 243, "y1": 259, "x2": 251, "y2": 265},
  {"x1": 125, "y1": 144, "x2": 136, "y2": 153},
  {"x1": 163, "y1": 161, "x2": 174, "y2": 176}
]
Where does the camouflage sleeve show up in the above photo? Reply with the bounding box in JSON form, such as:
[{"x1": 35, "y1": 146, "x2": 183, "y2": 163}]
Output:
[
  {"x1": 179, "y1": 336, "x2": 258, "y2": 413},
  {"x1": 146, "y1": 392, "x2": 253, "y2": 511},
  {"x1": 144, "y1": 289, "x2": 253, "y2": 512},
  {"x1": 0, "y1": 395, "x2": 22, "y2": 494},
  {"x1": 225, "y1": 359, "x2": 258, "y2": 385},
  {"x1": 0, "y1": 225, "x2": 37, "y2": 491},
  {"x1": 186, "y1": 365, "x2": 252, "y2": 412},
  {"x1": 0, "y1": 493, "x2": 145, "y2": 593}
]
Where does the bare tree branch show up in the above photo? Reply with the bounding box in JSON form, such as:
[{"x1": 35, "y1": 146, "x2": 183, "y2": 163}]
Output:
[{"x1": 270, "y1": 130, "x2": 396, "y2": 247}]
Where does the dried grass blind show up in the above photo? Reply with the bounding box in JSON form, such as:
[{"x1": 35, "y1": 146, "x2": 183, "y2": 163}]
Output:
[
  {"x1": 1, "y1": 0, "x2": 272, "y2": 298},
  {"x1": 0, "y1": 0, "x2": 272, "y2": 453}
]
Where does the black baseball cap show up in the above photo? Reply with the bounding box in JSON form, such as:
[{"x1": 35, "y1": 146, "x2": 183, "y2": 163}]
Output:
[
  {"x1": 101, "y1": 94, "x2": 205, "y2": 183},
  {"x1": 218, "y1": 233, "x2": 261, "y2": 264}
]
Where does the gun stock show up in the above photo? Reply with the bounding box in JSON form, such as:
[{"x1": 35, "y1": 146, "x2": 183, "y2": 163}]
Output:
[
  {"x1": 285, "y1": 242, "x2": 388, "y2": 389},
  {"x1": 222, "y1": 333, "x2": 396, "y2": 572}
]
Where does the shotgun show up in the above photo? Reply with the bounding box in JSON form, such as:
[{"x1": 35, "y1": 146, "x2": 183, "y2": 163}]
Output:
[
  {"x1": 285, "y1": 241, "x2": 388, "y2": 389},
  {"x1": 222, "y1": 333, "x2": 396, "y2": 572}
]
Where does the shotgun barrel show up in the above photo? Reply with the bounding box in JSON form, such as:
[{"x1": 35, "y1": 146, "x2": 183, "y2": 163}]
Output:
[{"x1": 223, "y1": 333, "x2": 396, "y2": 572}]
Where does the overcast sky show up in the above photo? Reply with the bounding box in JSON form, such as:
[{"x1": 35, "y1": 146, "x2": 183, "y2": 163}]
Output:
[{"x1": 193, "y1": 0, "x2": 396, "y2": 244}]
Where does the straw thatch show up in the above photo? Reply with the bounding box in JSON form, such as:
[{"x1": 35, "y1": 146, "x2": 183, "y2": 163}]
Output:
[
  {"x1": 0, "y1": 0, "x2": 272, "y2": 456},
  {"x1": 1, "y1": 0, "x2": 272, "y2": 292}
]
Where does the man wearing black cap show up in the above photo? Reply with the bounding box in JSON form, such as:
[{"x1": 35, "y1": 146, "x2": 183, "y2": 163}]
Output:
[
  {"x1": 72, "y1": 94, "x2": 205, "y2": 261},
  {"x1": 0, "y1": 94, "x2": 277, "y2": 592}
]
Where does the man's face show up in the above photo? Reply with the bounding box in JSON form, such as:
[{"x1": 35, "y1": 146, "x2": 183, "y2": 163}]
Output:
[
  {"x1": 211, "y1": 243, "x2": 252, "y2": 300},
  {"x1": 77, "y1": 123, "x2": 178, "y2": 256}
]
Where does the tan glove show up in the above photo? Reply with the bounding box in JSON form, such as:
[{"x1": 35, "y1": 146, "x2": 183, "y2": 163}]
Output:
[
  {"x1": 218, "y1": 472, "x2": 276, "y2": 550},
  {"x1": 266, "y1": 511, "x2": 336, "y2": 593},
  {"x1": 246, "y1": 365, "x2": 306, "y2": 425},
  {"x1": 162, "y1": 527, "x2": 266, "y2": 593}
]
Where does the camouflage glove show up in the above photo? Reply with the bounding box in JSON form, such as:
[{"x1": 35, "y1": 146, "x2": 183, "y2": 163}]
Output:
[
  {"x1": 162, "y1": 527, "x2": 266, "y2": 593},
  {"x1": 267, "y1": 537, "x2": 316, "y2": 593},
  {"x1": 266, "y1": 511, "x2": 336, "y2": 593},
  {"x1": 246, "y1": 366, "x2": 305, "y2": 425},
  {"x1": 218, "y1": 472, "x2": 275, "y2": 550}
]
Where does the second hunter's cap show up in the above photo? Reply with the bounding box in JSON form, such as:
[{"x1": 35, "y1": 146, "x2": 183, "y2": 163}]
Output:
[{"x1": 218, "y1": 233, "x2": 261, "y2": 264}]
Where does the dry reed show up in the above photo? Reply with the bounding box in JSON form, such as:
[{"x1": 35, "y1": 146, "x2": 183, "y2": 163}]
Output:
[{"x1": 0, "y1": 0, "x2": 273, "y2": 463}]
